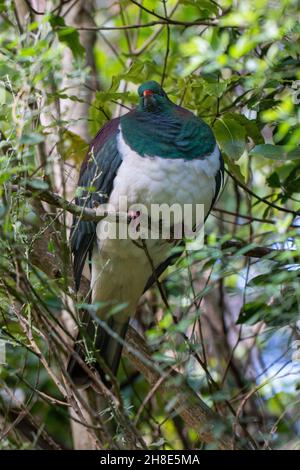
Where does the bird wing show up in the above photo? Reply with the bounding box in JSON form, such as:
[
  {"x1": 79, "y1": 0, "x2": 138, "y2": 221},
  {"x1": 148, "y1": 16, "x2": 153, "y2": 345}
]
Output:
[
  {"x1": 210, "y1": 150, "x2": 225, "y2": 209},
  {"x1": 71, "y1": 117, "x2": 122, "y2": 290}
]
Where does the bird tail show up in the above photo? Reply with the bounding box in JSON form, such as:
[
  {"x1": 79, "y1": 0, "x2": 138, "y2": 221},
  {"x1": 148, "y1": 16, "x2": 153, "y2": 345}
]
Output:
[{"x1": 67, "y1": 312, "x2": 129, "y2": 388}]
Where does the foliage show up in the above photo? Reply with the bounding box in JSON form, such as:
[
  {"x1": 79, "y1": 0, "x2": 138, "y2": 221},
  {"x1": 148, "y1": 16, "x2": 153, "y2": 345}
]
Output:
[{"x1": 0, "y1": 0, "x2": 299, "y2": 451}]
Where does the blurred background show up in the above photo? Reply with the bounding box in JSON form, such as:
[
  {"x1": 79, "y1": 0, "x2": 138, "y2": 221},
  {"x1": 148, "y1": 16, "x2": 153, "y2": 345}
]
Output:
[{"x1": 0, "y1": 0, "x2": 299, "y2": 450}]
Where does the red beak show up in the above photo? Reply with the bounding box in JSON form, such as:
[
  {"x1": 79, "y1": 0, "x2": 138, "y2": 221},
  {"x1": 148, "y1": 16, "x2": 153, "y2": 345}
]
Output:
[{"x1": 143, "y1": 89, "x2": 154, "y2": 97}]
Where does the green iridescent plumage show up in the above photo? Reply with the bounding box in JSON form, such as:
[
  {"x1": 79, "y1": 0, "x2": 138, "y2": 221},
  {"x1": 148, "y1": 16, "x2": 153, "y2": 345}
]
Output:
[{"x1": 121, "y1": 80, "x2": 216, "y2": 160}]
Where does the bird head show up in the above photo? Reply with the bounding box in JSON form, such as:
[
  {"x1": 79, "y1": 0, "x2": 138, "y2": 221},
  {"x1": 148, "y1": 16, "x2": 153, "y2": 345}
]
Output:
[{"x1": 138, "y1": 80, "x2": 170, "y2": 112}]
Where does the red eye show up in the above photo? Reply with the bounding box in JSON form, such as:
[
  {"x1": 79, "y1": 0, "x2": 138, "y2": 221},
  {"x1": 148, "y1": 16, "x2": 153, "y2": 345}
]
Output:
[{"x1": 143, "y1": 89, "x2": 154, "y2": 96}]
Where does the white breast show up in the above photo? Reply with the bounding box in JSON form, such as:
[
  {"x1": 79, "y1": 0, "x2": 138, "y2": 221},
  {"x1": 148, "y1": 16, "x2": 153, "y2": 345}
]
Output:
[{"x1": 108, "y1": 127, "x2": 220, "y2": 214}]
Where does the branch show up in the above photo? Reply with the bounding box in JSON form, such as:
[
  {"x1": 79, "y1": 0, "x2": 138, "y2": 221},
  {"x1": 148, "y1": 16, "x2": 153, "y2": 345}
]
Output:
[
  {"x1": 11, "y1": 181, "x2": 300, "y2": 262},
  {"x1": 10, "y1": 182, "x2": 131, "y2": 223},
  {"x1": 75, "y1": 18, "x2": 222, "y2": 31},
  {"x1": 1, "y1": 409, "x2": 66, "y2": 450},
  {"x1": 123, "y1": 327, "x2": 238, "y2": 449},
  {"x1": 129, "y1": 0, "x2": 218, "y2": 26},
  {"x1": 221, "y1": 239, "x2": 299, "y2": 262},
  {"x1": 226, "y1": 169, "x2": 300, "y2": 218},
  {"x1": 161, "y1": 0, "x2": 170, "y2": 87}
]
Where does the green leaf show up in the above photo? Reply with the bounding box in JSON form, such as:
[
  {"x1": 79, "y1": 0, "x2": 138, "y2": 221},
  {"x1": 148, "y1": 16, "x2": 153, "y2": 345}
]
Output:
[
  {"x1": 267, "y1": 171, "x2": 281, "y2": 188},
  {"x1": 58, "y1": 129, "x2": 88, "y2": 165},
  {"x1": 20, "y1": 133, "x2": 44, "y2": 145},
  {"x1": 0, "y1": 87, "x2": 6, "y2": 105},
  {"x1": 49, "y1": 15, "x2": 85, "y2": 59},
  {"x1": 214, "y1": 116, "x2": 246, "y2": 160},
  {"x1": 0, "y1": 61, "x2": 19, "y2": 81},
  {"x1": 119, "y1": 61, "x2": 145, "y2": 84},
  {"x1": 47, "y1": 240, "x2": 55, "y2": 253},
  {"x1": 236, "y1": 300, "x2": 269, "y2": 325},
  {"x1": 25, "y1": 179, "x2": 49, "y2": 190},
  {"x1": 94, "y1": 90, "x2": 132, "y2": 106},
  {"x1": 202, "y1": 79, "x2": 227, "y2": 98},
  {"x1": 248, "y1": 271, "x2": 289, "y2": 286},
  {"x1": 250, "y1": 144, "x2": 300, "y2": 160},
  {"x1": 179, "y1": 0, "x2": 218, "y2": 15},
  {"x1": 43, "y1": 294, "x2": 62, "y2": 309},
  {"x1": 225, "y1": 113, "x2": 263, "y2": 144},
  {"x1": 0, "y1": 165, "x2": 30, "y2": 184},
  {"x1": 88, "y1": 95, "x2": 111, "y2": 136},
  {"x1": 222, "y1": 154, "x2": 246, "y2": 184}
]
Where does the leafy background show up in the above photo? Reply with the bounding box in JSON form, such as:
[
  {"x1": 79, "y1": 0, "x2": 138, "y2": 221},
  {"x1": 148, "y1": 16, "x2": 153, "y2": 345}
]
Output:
[{"x1": 0, "y1": 0, "x2": 299, "y2": 450}]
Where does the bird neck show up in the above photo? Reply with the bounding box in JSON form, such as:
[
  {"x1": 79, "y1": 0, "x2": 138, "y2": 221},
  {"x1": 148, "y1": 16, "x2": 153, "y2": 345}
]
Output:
[{"x1": 120, "y1": 106, "x2": 215, "y2": 160}]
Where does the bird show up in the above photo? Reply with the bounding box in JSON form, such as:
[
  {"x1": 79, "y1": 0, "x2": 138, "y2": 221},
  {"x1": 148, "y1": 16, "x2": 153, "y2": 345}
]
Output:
[{"x1": 67, "y1": 80, "x2": 224, "y2": 387}]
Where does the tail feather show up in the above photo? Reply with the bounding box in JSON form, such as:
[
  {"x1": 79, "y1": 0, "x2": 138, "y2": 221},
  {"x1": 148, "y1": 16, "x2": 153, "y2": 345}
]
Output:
[{"x1": 67, "y1": 313, "x2": 129, "y2": 388}]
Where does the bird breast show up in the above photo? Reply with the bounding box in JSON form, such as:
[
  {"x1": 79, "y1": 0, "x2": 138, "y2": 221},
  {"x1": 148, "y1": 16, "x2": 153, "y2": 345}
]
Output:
[{"x1": 109, "y1": 127, "x2": 220, "y2": 215}]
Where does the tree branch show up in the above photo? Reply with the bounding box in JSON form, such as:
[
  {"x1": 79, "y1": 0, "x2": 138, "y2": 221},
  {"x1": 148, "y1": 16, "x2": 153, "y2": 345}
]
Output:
[
  {"x1": 221, "y1": 239, "x2": 299, "y2": 262},
  {"x1": 10, "y1": 181, "x2": 299, "y2": 262},
  {"x1": 10, "y1": 182, "x2": 131, "y2": 223},
  {"x1": 123, "y1": 327, "x2": 239, "y2": 449},
  {"x1": 75, "y1": 19, "x2": 220, "y2": 31}
]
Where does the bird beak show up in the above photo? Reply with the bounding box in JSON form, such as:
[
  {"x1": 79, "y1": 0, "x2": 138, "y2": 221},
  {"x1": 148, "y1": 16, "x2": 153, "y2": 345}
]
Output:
[
  {"x1": 142, "y1": 89, "x2": 155, "y2": 110},
  {"x1": 143, "y1": 90, "x2": 154, "y2": 97}
]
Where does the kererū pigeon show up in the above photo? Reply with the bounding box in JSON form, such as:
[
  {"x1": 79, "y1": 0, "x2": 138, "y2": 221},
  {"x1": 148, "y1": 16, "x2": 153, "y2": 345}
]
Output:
[{"x1": 67, "y1": 80, "x2": 224, "y2": 387}]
